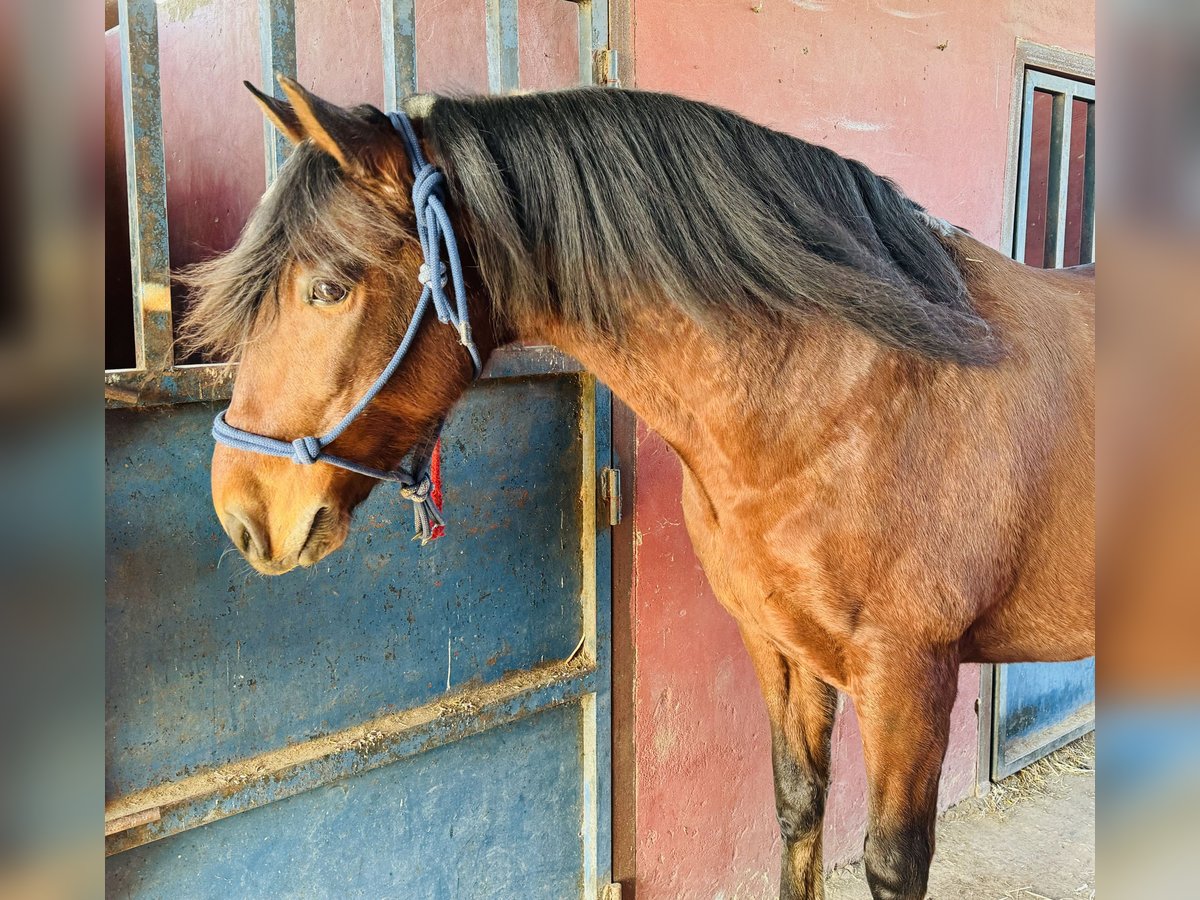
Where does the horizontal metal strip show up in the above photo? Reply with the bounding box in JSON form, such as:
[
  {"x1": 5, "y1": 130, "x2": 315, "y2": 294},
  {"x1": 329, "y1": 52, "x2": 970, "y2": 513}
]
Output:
[
  {"x1": 1026, "y1": 69, "x2": 1095, "y2": 102},
  {"x1": 105, "y1": 363, "x2": 235, "y2": 408},
  {"x1": 106, "y1": 654, "x2": 598, "y2": 855},
  {"x1": 104, "y1": 346, "x2": 584, "y2": 408}
]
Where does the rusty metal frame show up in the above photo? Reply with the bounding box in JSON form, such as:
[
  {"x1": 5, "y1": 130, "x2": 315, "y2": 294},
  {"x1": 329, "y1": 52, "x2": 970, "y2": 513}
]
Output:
[
  {"x1": 382, "y1": 0, "x2": 418, "y2": 109},
  {"x1": 116, "y1": 0, "x2": 173, "y2": 377}
]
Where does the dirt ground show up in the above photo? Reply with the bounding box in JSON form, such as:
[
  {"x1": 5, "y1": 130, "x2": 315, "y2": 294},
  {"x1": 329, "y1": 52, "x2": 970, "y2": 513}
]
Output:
[{"x1": 825, "y1": 734, "x2": 1096, "y2": 900}]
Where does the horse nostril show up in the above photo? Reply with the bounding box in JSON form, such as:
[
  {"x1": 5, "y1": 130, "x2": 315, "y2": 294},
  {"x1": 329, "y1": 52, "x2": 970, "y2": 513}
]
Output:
[{"x1": 224, "y1": 508, "x2": 268, "y2": 560}]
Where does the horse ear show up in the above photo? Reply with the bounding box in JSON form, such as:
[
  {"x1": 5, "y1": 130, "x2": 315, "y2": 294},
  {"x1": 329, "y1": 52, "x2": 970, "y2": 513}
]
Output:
[
  {"x1": 244, "y1": 81, "x2": 306, "y2": 145},
  {"x1": 276, "y1": 74, "x2": 394, "y2": 183}
]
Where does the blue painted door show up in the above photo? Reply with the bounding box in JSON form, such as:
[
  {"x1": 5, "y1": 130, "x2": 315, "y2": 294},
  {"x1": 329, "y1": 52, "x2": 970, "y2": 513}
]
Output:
[
  {"x1": 992, "y1": 659, "x2": 1095, "y2": 779},
  {"x1": 105, "y1": 353, "x2": 615, "y2": 897}
]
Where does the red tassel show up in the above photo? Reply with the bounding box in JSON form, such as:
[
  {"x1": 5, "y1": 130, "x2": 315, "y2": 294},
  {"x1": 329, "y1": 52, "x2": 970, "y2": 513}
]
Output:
[{"x1": 428, "y1": 438, "x2": 445, "y2": 541}]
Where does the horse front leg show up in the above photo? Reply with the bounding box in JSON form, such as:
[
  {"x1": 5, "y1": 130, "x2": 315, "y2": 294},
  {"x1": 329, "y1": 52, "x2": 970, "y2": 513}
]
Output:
[
  {"x1": 853, "y1": 648, "x2": 959, "y2": 900},
  {"x1": 740, "y1": 626, "x2": 837, "y2": 900}
]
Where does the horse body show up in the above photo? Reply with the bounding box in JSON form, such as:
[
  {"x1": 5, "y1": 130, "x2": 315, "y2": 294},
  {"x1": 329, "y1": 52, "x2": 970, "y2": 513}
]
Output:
[
  {"x1": 185, "y1": 80, "x2": 1095, "y2": 900},
  {"x1": 534, "y1": 235, "x2": 1094, "y2": 898},
  {"x1": 538, "y1": 236, "x2": 1094, "y2": 679}
]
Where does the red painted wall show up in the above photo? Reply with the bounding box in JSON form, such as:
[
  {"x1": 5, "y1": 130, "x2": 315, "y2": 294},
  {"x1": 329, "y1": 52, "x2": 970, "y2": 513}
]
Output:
[{"x1": 625, "y1": 0, "x2": 1095, "y2": 896}]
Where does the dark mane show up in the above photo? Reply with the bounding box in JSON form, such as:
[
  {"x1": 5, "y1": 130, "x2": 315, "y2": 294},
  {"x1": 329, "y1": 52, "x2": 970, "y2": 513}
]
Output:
[
  {"x1": 183, "y1": 88, "x2": 998, "y2": 364},
  {"x1": 427, "y1": 88, "x2": 997, "y2": 364}
]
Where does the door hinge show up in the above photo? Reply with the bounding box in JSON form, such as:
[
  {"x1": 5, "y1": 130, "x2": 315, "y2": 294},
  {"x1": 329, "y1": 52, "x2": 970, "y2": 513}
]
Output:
[
  {"x1": 600, "y1": 466, "x2": 622, "y2": 527},
  {"x1": 593, "y1": 47, "x2": 620, "y2": 87},
  {"x1": 601, "y1": 883, "x2": 623, "y2": 900}
]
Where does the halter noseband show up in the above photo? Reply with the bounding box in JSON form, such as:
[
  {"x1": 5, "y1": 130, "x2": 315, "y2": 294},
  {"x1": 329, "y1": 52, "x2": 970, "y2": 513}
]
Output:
[{"x1": 211, "y1": 110, "x2": 481, "y2": 545}]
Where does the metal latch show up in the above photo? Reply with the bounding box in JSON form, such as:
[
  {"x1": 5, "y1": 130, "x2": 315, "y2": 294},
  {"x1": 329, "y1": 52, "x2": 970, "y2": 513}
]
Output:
[{"x1": 600, "y1": 466, "x2": 622, "y2": 527}]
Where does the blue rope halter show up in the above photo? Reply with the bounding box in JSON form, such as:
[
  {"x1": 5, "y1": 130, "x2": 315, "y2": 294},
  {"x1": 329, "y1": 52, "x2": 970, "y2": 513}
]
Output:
[{"x1": 211, "y1": 110, "x2": 481, "y2": 545}]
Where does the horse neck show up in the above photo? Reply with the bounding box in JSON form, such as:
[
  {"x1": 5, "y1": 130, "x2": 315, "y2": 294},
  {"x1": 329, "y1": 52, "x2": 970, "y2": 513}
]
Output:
[{"x1": 518, "y1": 298, "x2": 893, "y2": 493}]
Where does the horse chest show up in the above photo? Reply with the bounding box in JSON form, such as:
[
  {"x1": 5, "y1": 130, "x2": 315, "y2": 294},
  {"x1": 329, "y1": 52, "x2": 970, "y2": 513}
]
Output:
[{"x1": 680, "y1": 474, "x2": 851, "y2": 686}]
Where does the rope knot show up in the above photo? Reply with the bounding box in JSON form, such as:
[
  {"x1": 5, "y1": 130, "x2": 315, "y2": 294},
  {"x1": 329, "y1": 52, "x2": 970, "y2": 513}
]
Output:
[
  {"x1": 399, "y1": 474, "x2": 432, "y2": 503},
  {"x1": 418, "y1": 261, "x2": 448, "y2": 289},
  {"x1": 412, "y1": 164, "x2": 444, "y2": 202},
  {"x1": 291, "y1": 436, "x2": 322, "y2": 465}
]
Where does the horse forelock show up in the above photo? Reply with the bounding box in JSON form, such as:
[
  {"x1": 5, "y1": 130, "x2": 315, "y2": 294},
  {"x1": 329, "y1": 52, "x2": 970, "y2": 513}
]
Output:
[{"x1": 178, "y1": 142, "x2": 413, "y2": 361}]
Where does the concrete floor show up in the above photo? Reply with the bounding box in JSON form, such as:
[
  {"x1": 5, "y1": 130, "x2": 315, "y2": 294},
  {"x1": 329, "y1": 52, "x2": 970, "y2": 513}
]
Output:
[{"x1": 825, "y1": 735, "x2": 1096, "y2": 900}]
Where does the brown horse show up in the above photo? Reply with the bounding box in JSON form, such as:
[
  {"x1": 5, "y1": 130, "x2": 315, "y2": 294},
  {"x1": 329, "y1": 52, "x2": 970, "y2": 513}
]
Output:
[{"x1": 183, "y1": 78, "x2": 1095, "y2": 900}]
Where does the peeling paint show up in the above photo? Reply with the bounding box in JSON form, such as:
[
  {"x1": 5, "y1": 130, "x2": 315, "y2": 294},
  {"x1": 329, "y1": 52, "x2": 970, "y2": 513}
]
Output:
[
  {"x1": 158, "y1": 0, "x2": 215, "y2": 24},
  {"x1": 875, "y1": 2, "x2": 946, "y2": 20},
  {"x1": 830, "y1": 117, "x2": 888, "y2": 132}
]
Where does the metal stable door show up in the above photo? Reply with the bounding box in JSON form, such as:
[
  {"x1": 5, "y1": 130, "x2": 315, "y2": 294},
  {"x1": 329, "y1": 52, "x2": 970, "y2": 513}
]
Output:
[{"x1": 105, "y1": 1, "x2": 618, "y2": 896}]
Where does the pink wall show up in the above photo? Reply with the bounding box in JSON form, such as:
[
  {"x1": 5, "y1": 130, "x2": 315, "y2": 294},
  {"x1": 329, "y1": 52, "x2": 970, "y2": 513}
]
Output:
[{"x1": 625, "y1": 0, "x2": 1094, "y2": 896}]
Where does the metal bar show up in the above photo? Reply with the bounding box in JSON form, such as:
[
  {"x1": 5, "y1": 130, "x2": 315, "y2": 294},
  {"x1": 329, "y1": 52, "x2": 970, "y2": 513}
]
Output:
[
  {"x1": 1012, "y1": 79, "x2": 1036, "y2": 263},
  {"x1": 1081, "y1": 100, "x2": 1096, "y2": 264},
  {"x1": 990, "y1": 662, "x2": 1007, "y2": 779},
  {"x1": 581, "y1": 691, "x2": 601, "y2": 900},
  {"x1": 105, "y1": 363, "x2": 236, "y2": 408},
  {"x1": 1027, "y1": 69, "x2": 1094, "y2": 100},
  {"x1": 591, "y1": 377, "x2": 615, "y2": 893},
  {"x1": 381, "y1": 0, "x2": 417, "y2": 109},
  {"x1": 118, "y1": 0, "x2": 173, "y2": 372},
  {"x1": 1048, "y1": 89, "x2": 1073, "y2": 268},
  {"x1": 105, "y1": 656, "x2": 599, "y2": 853},
  {"x1": 485, "y1": 0, "x2": 519, "y2": 93},
  {"x1": 104, "y1": 347, "x2": 583, "y2": 407},
  {"x1": 996, "y1": 707, "x2": 1095, "y2": 780},
  {"x1": 258, "y1": 0, "x2": 297, "y2": 182},
  {"x1": 588, "y1": 0, "x2": 611, "y2": 85},
  {"x1": 105, "y1": 806, "x2": 161, "y2": 836},
  {"x1": 575, "y1": 0, "x2": 595, "y2": 86},
  {"x1": 975, "y1": 664, "x2": 995, "y2": 796},
  {"x1": 564, "y1": 370, "x2": 615, "y2": 899},
  {"x1": 483, "y1": 345, "x2": 583, "y2": 379}
]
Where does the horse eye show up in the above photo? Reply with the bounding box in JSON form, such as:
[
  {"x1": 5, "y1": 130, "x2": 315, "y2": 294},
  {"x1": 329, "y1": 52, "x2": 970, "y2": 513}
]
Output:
[{"x1": 308, "y1": 279, "x2": 349, "y2": 307}]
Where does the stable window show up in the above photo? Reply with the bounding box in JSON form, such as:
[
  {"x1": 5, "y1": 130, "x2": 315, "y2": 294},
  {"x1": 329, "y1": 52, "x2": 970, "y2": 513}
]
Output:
[{"x1": 1012, "y1": 69, "x2": 1095, "y2": 268}]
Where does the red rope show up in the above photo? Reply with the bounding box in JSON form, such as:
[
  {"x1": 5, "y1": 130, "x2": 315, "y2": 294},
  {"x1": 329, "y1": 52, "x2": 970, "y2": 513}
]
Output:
[{"x1": 428, "y1": 439, "x2": 445, "y2": 541}]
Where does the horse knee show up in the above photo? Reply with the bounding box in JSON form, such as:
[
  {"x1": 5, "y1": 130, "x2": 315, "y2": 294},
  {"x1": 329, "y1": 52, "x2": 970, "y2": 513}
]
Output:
[
  {"x1": 863, "y1": 822, "x2": 933, "y2": 900},
  {"x1": 772, "y1": 723, "x2": 829, "y2": 844},
  {"x1": 776, "y1": 776, "x2": 825, "y2": 843}
]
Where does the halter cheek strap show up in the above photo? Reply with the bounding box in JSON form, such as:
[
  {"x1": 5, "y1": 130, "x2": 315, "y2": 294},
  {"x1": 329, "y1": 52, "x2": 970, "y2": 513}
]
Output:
[{"x1": 211, "y1": 110, "x2": 481, "y2": 546}]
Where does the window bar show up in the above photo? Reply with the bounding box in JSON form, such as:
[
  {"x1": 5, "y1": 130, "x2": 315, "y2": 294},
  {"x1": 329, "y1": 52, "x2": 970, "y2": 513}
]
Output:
[
  {"x1": 1046, "y1": 88, "x2": 1074, "y2": 268},
  {"x1": 382, "y1": 0, "x2": 418, "y2": 110},
  {"x1": 485, "y1": 0, "x2": 519, "y2": 93},
  {"x1": 1012, "y1": 78, "x2": 1037, "y2": 264},
  {"x1": 118, "y1": 0, "x2": 173, "y2": 374},
  {"x1": 259, "y1": 0, "x2": 297, "y2": 182},
  {"x1": 1081, "y1": 101, "x2": 1096, "y2": 265}
]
